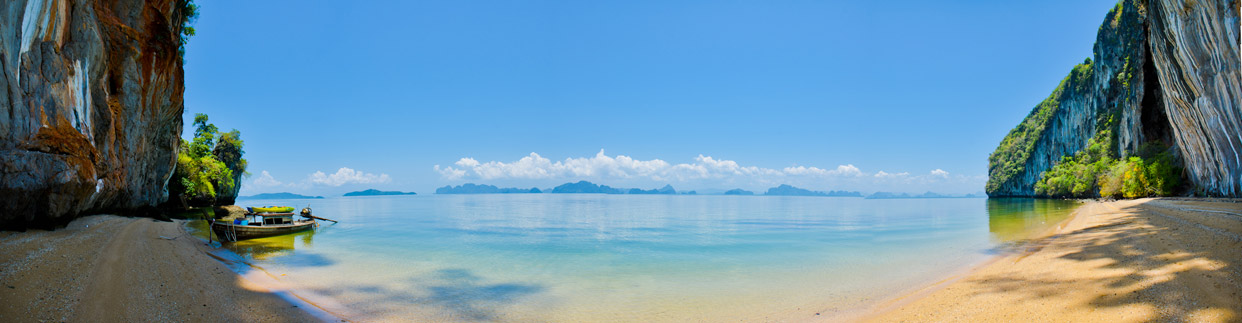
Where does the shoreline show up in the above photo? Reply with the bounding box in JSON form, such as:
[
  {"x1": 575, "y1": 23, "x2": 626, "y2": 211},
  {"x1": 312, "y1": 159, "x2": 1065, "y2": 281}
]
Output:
[
  {"x1": 4, "y1": 198, "x2": 1236, "y2": 322},
  {"x1": 864, "y1": 198, "x2": 1242, "y2": 322},
  {"x1": 830, "y1": 199, "x2": 1086, "y2": 322},
  {"x1": 181, "y1": 221, "x2": 355, "y2": 322},
  {"x1": 0, "y1": 215, "x2": 322, "y2": 322}
]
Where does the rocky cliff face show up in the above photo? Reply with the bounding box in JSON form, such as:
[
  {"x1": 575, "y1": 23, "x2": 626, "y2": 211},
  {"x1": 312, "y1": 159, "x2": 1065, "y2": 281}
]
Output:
[
  {"x1": 988, "y1": 0, "x2": 1241, "y2": 197},
  {"x1": 0, "y1": 0, "x2": 188, "y2": 229},
  {"x1": 1146, "y1": 0, "x2": 1241, "y2": 196}
]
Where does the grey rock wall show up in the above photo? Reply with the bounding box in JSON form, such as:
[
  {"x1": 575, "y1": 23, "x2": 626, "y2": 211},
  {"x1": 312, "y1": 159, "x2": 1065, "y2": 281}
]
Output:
[
  {"x1": 0, "y1": 0, "x2": 188, "y2": 229},
  {"x1": 1147, "y1": 0, "x2": 1242, "y2": 196},
  {"x1": 988, "y1": 0, "x2": 1241, "y2": 197}
]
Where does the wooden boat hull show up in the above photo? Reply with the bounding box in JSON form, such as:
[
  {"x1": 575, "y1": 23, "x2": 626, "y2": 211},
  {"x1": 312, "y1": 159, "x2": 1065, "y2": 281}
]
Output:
[{"x1": 212, "y1": 220, "x2": 317, "y2": 242}]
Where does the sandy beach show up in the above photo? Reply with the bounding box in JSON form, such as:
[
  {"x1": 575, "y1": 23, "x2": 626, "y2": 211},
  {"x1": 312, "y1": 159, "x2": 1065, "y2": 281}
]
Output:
[
  {"x1": 0, "y1": 215, "x2": 320, "y2": 322},
  {"x1": 1, "y1": 198, "x2": 1238, "y2": 322},
  {"x1": 868, "y1": 198, "x2": 1242, "y2": 322}
]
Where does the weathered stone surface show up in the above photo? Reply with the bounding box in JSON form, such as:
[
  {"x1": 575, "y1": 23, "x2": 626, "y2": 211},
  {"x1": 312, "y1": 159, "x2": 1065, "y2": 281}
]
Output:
[
  {"x1": 988, "y1": 0, "x2": 1241, "y2": 197},
  {"x1": 0, "y1": 0, "x2": 188, "y2": 229},
  {"x1": 1147, "y1": 0, "x2": 1242, "y2": 196}
]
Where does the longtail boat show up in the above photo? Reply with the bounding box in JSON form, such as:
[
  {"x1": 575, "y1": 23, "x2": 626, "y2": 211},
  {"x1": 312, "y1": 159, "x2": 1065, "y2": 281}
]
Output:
[{"x1": 211, "y1": 207, "x2": 319, "y2": 242}]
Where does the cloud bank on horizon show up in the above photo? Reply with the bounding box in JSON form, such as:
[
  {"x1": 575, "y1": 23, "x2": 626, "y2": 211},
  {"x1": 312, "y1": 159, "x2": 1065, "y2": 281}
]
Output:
[
  {"x1": 435, "y1": 150, "x2": 984, "y2": 193},
  {"x1": 247, "y1": 167, "x2": 392, "y2": 193},
  {"x1": 239, "y1": 151, "x2": 984, "y2": 195}
]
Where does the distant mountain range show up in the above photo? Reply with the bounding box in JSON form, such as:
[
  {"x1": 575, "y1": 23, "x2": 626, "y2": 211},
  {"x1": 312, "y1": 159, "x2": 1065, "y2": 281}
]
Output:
[
  {"x1": 239, "y1": 187, "x2": 980, "y2": 199},
  {"x1": 436, "y1": 184, "x2": 542, "y2": 194},
  {"x1": 865, "y1": 191, "x2": 987, "y2": 199},
  {"x1": 549, "y1": 181, "x2": 687, "y2": 195},
  {"x1": 628, "y1": 184, "x2": 678, "y2": 195},
  {"x1": 551, "y1": 181, "x2": 626, "y2": 194},
  {"x1": 763, "y1": 184, "x2": 862, "y2": 197},
  {"x1": 239, "y1": 192, "x2": 324, "y2": 199},
  {"x1": 343, "y1": 189, "x2": 417, "y2": 197},
  {"x1": 429, "y1": 181, "x2": 880, "y2": 197}
]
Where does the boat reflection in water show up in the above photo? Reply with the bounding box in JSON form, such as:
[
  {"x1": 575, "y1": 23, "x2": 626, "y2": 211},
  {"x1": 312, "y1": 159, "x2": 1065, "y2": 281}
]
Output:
[
  {"x1": 986, "y1": 198, "x2": 1081, "y2": 244},
  {"x1": 227, "y1": 230, "x2": 316, "y2": 260},
  {"x1": 185, "y1": 219, "x2": 317, "y2": 260}
]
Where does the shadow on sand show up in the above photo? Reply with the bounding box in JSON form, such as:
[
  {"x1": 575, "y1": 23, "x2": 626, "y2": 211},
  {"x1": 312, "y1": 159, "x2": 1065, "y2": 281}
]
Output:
[
  {"x1": 312, "y1": 268, "x2": 545, "y2": 321},
  {"x1": 973, "y1": 199, "x2": 1241, "y2": 321}
]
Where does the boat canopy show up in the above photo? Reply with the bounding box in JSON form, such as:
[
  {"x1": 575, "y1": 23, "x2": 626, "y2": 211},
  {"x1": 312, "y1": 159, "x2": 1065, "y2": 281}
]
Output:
[{"x1": 245, "y1": 213, "x2": 294, "y2": 226}]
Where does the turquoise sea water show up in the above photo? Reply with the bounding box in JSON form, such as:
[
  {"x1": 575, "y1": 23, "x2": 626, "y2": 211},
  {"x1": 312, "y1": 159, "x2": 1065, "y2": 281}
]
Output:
[{"x1": 191, "y1": 195, "x2": 1079, "y2": 322}]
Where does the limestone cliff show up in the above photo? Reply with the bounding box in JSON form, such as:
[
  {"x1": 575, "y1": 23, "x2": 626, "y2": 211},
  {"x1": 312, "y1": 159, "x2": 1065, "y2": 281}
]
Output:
[
  {"x1": 1146, "y1": 0, "x2": 1241, "y2": 196},
  {"x1": 988, "y1": 0, "x2": 1241, "y2": 197},
  {"x1": 0, "y1": 0, "x2": 189, "y2": 229}
]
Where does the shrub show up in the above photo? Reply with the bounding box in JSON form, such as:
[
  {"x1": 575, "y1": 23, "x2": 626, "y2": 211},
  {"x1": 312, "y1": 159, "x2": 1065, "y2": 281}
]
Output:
[
  {"x1": 1098, "y1": 160, "x2": 1128, "y2": 198},
  {"x1": 1120, "y1": 157, "x2": 1146, "y2": 198},
  {"x1": 1093, "y1": 143, "x2": 1183, "y2": 199},
  {"x1": 1034, "y1": 135, "x2": 1116, "y2": 198},
  {"x1": 1040, "y1": 139, "x2": 1184, "y2": 199}
]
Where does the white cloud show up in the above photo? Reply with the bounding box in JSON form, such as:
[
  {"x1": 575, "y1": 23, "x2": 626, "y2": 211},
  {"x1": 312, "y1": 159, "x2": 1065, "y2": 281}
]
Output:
[
  {"x1": 435, "y1": 150, "x2": 678, "y2": 181},
  {"x1": 455, "y1": 158, "x2": 480, "y2": 168},
  {"x1": 874, "y1": 170, "x2": 910, "y2": 178},
  {"x1": 782, "y1": 164, "x2": 863, "y2": 177},
  {"x1": 433, "y1": 151, "x2": 987, "y2": 193},
  {"x1": 438, "y1": 151, "x2": 872, "y2": 184},
  {"x1": 435, "y1": 165, "x2": 467, "y2": 180},
  {"x1": 307, "y1": 167, "x2": 391, "y2": 186},
  {"x1": 251, "y1": 170, "x2": 283, "y2": 187}
]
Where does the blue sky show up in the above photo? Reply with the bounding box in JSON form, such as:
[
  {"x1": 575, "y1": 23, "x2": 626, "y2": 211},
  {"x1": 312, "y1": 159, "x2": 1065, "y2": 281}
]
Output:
[{"x1": 183, "y1": 0, "x2": 1119, "y2": 196}]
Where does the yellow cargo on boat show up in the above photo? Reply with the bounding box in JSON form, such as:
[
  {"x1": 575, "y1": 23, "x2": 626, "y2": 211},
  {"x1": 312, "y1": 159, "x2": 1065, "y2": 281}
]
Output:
[{"x1": 252, "y1": 206, "x2": 295, "y2": 213}]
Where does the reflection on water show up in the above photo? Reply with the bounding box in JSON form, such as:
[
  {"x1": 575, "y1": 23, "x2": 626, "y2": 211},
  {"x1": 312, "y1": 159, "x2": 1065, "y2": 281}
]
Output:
[
  {"x1": 176, "y1": 196, "x2": 1092, "y2": 322},
  {"x1": 230, "y1": 231, "x2": 316, "y2": 260},
  {"x1": 183, "y1": 218, "x2": 318, "y2": 260},
  {"x1": 986, "y1": 198, "x2": 1081, "y2": 243}
]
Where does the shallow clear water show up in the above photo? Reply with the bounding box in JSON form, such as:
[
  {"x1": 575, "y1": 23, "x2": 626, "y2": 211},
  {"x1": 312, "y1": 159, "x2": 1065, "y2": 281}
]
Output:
[{"x1": 190, "y1": 195, "x2": 1078, "y2": 322}]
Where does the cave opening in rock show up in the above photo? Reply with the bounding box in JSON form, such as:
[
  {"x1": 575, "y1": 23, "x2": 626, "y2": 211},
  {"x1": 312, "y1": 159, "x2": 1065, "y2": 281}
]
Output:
[{"x1": 1139, "y1": 46, "x2": 1173, "y2": 147}]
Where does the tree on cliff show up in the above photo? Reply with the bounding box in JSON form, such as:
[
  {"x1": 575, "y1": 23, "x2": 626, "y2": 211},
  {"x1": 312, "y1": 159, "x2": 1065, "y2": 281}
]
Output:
[
  {"x1": 213, "y1": 129, "x2": 248, "y2": 204},
  {"x1": 170, "y1": 114, "x2": 248, "y2": 207},
  {"x1": 178, "y1": 0, "x2": 199, "y2": 58}
]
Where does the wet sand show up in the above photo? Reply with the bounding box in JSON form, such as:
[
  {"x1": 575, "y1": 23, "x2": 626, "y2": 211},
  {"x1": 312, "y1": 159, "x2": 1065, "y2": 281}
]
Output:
[
  {"x1": 867, "y1": 198, "x2": 1242, "y2": 322},
  {"x1": 0, "y1": 215, "x2": 320, "y2": 322}
]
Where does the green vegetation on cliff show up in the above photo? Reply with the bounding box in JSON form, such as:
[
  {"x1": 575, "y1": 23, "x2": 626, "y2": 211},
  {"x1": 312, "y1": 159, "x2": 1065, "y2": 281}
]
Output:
[
  {"x1": 178, "y1": 0, "x2": 199, "y2": 57},
  {"x1": 986, "y1": 59, "x2": 1094, "y2": 194},
  {"x1": 988, "y1": 0, "x2": 1199, "y2": 198},
  {"x1": 1036, "y1": 141, "x2": 1182, "y2": 198},
  {"x1": 171, "y1": 114, "x2": 248, "y2": 206}
]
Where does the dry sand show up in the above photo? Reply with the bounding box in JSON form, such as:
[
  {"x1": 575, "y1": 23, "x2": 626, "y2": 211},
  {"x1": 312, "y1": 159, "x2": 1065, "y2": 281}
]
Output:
[
  {"x1": 868, "y1": 198, "x2": 1242, "y2": 322},
  {"x1": 0, "y1": 215, "x2": 322, "y2": 322}
]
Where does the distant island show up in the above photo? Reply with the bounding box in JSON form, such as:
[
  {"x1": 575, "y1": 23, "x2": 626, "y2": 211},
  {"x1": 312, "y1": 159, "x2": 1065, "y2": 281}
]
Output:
[
  {"x1": 865, "y1": 191, "x2": 986, "y2": 199},
  {"x1": 343, "y1": 189, "x2": 417, "y2": 197},
  {"x1": 434, "y1": 181, "x2": 867, "y2": 196},
  {"x1": 764, "y1": 184, "x2": 862, "y2": 197},
  {"x1": 551, "y1": 181, "x2": 625, "y2": 194},
  {"x1": 548, "y1": 181, "x2": 689, "y2": 195},
  {"x1": 628, "y1": 184, "x2": 678, "y2": 195},
  {"x1": 436, "y1": 184, "x2": 542, "y2": 194},
  {"x1": 239, "y1": 192, "x2": 325, "y2": 199}
]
